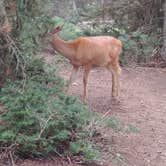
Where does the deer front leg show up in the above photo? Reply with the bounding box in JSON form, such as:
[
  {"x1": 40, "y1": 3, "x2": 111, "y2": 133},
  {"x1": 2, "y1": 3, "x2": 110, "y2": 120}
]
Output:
[
  {"x1": 83, "y1": 65, "x2": 91, "y2": 100},
  {"x1": 67, "y1": 66, "x2": 79, "y2": 92}
]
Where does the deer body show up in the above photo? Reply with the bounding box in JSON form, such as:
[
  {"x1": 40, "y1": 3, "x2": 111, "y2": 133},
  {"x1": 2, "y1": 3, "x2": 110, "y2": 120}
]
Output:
[{"x1": 50, "y1": 26, "x2": 122, "y2": 99}]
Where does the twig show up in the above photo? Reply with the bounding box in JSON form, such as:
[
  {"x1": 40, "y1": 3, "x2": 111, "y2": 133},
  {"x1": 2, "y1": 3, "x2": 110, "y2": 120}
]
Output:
[
  {"x1": 0, "y1": 143, "x2": 18, "y2": 165},
  {"x1": 101, "y1": 109, "x2": 112, "y2": 119},
  {"x1": 53, "y1": 149, "x2": 63, "y2": 158},
  {"x1": 38, "y1": 114, "x2": 52, "y2": 139},
  {"x1": 5, "y1": 34, "x2": 27, "y2": 90},
  {"x1": 94, "y1": 109, "x2": 112, "y2": 126},
  {"x1": 0, "y1": 43, "x2": 9, "y2": 49},
  {"x1": 9, "y1": 151, "x2": 16, "y2": 166},
  {"x1": 67, "y1": 155, "x2": 72, "y2": 165},
  {"x1": 85, "y1": 109, "x2": 113, "y2": 139},
  {"x1": 6, "y1": 35, "x2": 23, "y2": 72}
]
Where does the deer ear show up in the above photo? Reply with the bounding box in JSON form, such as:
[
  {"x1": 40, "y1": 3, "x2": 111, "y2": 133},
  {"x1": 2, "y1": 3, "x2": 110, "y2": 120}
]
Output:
[
  {"x1": 55, "y1": 26, "x2": 61, "y2": 30},
  {"x1": 48, "y1": 25, "x2": 64, "y2": 35},
  {"x1": 53, "y1": 26, "x2": 63, "y2": 33},
  {"x1": 59, "y1": 24, "x2": 64, "y2": 31}
]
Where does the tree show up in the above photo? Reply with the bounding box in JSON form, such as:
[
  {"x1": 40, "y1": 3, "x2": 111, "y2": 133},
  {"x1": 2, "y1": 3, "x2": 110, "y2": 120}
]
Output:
[
  {"x1": 0, "y1": 1, "x2": 11, "y2": 35},
  {"x1": 162, "y1": 0, "x2": 166, "y2": 60},
  {"x1": 0, "y1": 0, "x2": 13, "y2": 86},
  {"x1": 72, "y1": 0, "x2": 79, "y2": 15}
]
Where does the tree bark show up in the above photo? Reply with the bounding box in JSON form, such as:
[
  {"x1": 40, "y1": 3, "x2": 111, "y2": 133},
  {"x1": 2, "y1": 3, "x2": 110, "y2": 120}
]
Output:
[
  {"x1": 0, "y1": 0, "x2": 6, "y2": 26},
  {"x1": 0, "y1": 0, "x2": 12, "y2": 86},
  {"x1": 0, "y1": 0, "x2": 11, "y2": 35},
  {"x1": 162, "y1": 0, "x2": 166, "y2": 60},
  {"x1": 101, "y1": 0, "x2": 105, "y2": 21},
  {"x1": 72, "y1": 0, "x2": 79, "y2": 16}
]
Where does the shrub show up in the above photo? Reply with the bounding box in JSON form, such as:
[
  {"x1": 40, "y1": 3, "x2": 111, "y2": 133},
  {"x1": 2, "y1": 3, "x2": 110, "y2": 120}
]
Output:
[
  {"x1": 0, "y1": 57, "x2": 98, "y2": 161},
  {"x1": 51, "y1": 16, "x2": 83, "y2": 40},
  {"x1": 119, "y1": 30, "x2": 159, "y2": 63}
]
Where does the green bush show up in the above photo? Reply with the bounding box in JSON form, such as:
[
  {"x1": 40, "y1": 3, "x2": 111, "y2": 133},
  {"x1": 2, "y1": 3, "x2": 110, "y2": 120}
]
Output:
[
  {"x1": 79, "y1": 2, "x2": 102, "y2": 20},
  {"x1": 51, "y1": 16, "x2": 83, "y2": 40},
  {"x1": 119, "y1": 30, "x2": 159, "y2": 63},
  {"x1": 0, "y1": 58, "x2": 97, "y2": 160},
  {"x1": 17, "y1": 15, "x2": 54, "y2": 54}
]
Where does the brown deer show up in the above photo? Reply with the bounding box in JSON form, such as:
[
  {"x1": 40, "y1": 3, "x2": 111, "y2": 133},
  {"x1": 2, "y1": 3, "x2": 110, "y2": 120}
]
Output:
[{"x1": 49, "y1": 25, "x2": 122, "y2": 100}]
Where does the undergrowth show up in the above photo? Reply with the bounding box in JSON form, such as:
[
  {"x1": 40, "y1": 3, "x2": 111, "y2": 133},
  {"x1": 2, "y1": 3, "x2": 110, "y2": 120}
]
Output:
[{"x1": 0, "y1": 57, "x2": 101, "y2": 163}]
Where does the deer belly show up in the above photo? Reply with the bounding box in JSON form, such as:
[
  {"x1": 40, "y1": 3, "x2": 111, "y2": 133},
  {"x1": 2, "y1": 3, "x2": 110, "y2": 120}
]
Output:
[
  {"x1": 71, "y1": 54, "x2": 110, "y2": 67},
  {"x1": 91, "y1": 54, "x2": 110, "y2": 66}
]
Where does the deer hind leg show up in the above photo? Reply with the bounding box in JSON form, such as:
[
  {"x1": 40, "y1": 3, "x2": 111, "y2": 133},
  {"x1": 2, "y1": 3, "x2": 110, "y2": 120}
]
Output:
[
  {"x1": 107, "y1": 64, "x2": 120, "y2": 98},
  {"x1": 83, "y1": 65, "x2": 91, "y2": 100}
]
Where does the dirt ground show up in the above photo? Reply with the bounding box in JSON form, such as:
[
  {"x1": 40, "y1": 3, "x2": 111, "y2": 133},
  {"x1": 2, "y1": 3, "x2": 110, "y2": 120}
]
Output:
[
  {"x1": 19, "y1": 63, "x2": 166, "y2": 166},
  {"x1": 60, "y1": 65, "x2": 166, "y2": 166}
]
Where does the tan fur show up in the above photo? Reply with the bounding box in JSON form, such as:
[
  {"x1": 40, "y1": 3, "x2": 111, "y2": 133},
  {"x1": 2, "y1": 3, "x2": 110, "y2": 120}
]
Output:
[{"x1": 50, "y1": 26, "x2": 122, "y2": 100}]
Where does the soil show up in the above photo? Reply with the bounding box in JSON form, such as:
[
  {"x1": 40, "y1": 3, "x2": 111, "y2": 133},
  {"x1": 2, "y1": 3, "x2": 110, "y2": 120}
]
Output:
[
  {"x1": 14, "y1": 59, "x2": 166, "y2": 166},
  {"x1": 58, "y1": 65, "x2": 166, "y2": 166}
]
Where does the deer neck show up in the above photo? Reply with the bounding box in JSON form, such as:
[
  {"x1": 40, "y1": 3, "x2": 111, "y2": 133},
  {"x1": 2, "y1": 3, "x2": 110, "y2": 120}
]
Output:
[{"x1": 51, "y1": 35, "x2": 75, "y2": 60}]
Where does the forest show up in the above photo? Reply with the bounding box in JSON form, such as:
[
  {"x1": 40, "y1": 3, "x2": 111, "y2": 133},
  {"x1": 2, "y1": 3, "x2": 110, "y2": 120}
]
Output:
[{"x1": 0, "y1": 0, "x2": 166, "y2": 166}]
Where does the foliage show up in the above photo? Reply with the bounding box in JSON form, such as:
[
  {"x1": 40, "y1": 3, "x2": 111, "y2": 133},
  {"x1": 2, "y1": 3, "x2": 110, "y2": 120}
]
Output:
[
  {"x1": 79, "y1": 2, "x2": 102, "y2": 20},
  {"x1": 18, "y1": 15, "x2": 53, "y2": 54},
  {"x1": 0, "y1": 0, "x2": 55, "y2": 84},
  {"x1": 106, "y1": 117, "x2": 122, "y2": 131},
  {"x1": 119, "y1": 30, "x2": 159, "y2": 63},
  {"x1": 0, "y1": 58, "x2": 99, "y2": 161},
  {"x1": 126, "y1": 124, "x2": 139, "y2": 133},
  {"x1": 51, "y1": 16, "x2": 83, "y2": 40},
  {"x1": 69, "y1": 140, "x2": 100, "y2": 162}
]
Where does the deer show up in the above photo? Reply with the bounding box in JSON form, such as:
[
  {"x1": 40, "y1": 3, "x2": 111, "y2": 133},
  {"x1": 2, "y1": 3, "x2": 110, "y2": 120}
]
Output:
[{"x1": 48, "y1": 25, "x2": 122, "y2": 100}]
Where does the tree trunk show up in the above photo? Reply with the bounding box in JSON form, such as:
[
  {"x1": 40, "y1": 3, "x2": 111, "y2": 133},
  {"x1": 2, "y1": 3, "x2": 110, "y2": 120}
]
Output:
[
  {"x1": 0, "y1": 0, "x2": 11, "y2": 35},
  {"x1": 0, "y1": 0, "x2": 6, "y2": 27},
  {"x1": 0, "y1": 0, "x2": 12, "y2": 87},
  {"x1": 162, "y1": 0, "x2": 166, "y2": 60},
  {"x1": 101, "y1": 0, "x2": 105, "y2": 21},
  {"x1": 72, "y1": 0, "x2": 79, "y2": 16}
]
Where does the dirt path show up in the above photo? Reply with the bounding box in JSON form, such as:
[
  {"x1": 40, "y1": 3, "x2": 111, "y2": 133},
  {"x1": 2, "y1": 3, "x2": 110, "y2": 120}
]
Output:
[
  {"x1": 20, "y1": 62, "x2": 166, "y2": 166},
  {"x1": 60, "y1": 65, "x2": 166, "y2": 166}
]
